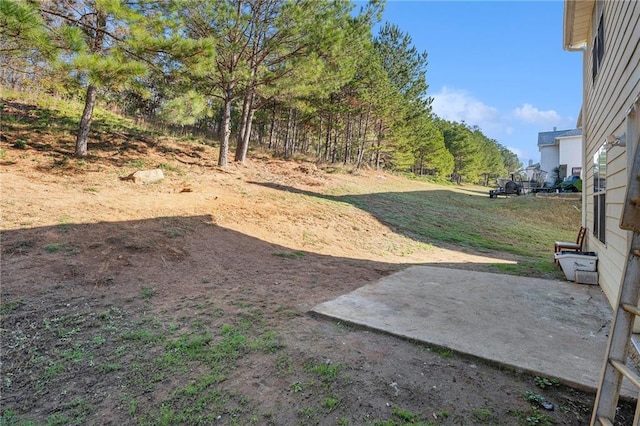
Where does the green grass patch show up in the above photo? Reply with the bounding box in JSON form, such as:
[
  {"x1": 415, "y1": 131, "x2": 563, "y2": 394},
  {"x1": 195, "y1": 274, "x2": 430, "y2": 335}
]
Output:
[
  {"x1": 341, "y1": 188, "x2": 580, "y2": 277},
  {"x1": 61, "y1": 347, "x2": 87, "y2": 363},
  {"x1": 136, "y1": 321, "x2": 281, "y2": 424},
  {"x1": 97, "y1": 362, "x2": 122, "y2": 373},
  {"x1": 44, "y1": 362, "x2": 65, "y2": 379},
  {"x1": 12, "y1": 139, "x2": 28, "y2": 150},
  {"x1": 162, "y1": 228, "x2": 184, "y2": 238},
  {"x1": 272, "y1": 250, "x2": 306, "y2": 259},
  {"x1": 141, "y1": 287, "x2": 155, "y2": 299},
  {"x1": 276, "y1": 355, "x2": 294, "y2": 374},
  {"x1": 392, "y1": 406, "x2": 419, "y2": 423},
  {"x1": 43, "y1": 313, "x2": 86, "y2": 337},
  {"x1": 158, "y1": 162, "x2": 184, "y2": 175},
  {"x1": 322, "y1": 397, "x2": 339, "y2": 411},
  {"x1": 102, "y1": 310, "x2": 271, "y2": 420},
  {"x1": 431, "y1": 345, "x2": 453, "y2": 358},
  {"x1": 1, "y1": 300, "x2": 23, "y2": 314},
  {"x1": 248, "y1": 331, "x2": 282, "y2": 353},
  {"x1": 472, "y1": 407, "x2": 498, "y2": 423},
  {"x1": 126, "y1": 158, "x2": 146, "y2": 169},
  {"x1": 43, "y1": 241, "x2": 77, "y2": 256},
  {"x1": 306, "y1": 362, "x2": 340, "y2": 384},
  {"x1": 44, "y1": 243, "x2": 66, "y2": 253},
  {"x1": 121, "y1": 328, "x2": 162, "y2": 344},
  {"x1": 510, "y1": 407, "x2": 554, "y2": 426}
]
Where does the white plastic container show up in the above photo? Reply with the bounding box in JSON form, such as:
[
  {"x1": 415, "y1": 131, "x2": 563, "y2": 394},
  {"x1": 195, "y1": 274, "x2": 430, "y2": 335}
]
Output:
[{"x1": 554, "y1": 251, "x2": 598, "y2": 281}]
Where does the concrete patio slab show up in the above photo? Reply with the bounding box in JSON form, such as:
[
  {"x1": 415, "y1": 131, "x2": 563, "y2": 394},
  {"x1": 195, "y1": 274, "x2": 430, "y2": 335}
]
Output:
[{"x1": 311, "y1": 265, "x2": 636, "y2": 398}]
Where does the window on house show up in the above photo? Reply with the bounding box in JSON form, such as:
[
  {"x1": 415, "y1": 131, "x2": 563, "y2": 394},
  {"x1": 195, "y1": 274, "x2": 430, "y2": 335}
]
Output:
[
  {"x1": 593, "y1": 145, "x2": 606, "y2": 243},
  {"x1": 592, "y1": 14, "x2": 605, "y2": 82}
]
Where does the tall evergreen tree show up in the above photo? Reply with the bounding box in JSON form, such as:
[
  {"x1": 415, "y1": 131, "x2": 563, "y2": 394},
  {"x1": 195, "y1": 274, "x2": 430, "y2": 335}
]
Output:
[
  {"x1": 173, "y1": 0, "x2": 269, "y2": 166},
  {"x1": 436, "y1": 120, "x2": 479, "y2": 183},
  {"x1": 409, "y1": 117, "x2": 453, "y2": 177},
  {"x1": 374, "y1": 22, "x2": 431, "y2": 115},
  {"x1": 499, "y1": 145, "x2": 523, "y2": 175},
  {"x1": 373, "y1": 21, "x2": 441, "y2": 172},
  {"x1": 471, "y1": 129, "x2": 506, "y2": 184}
]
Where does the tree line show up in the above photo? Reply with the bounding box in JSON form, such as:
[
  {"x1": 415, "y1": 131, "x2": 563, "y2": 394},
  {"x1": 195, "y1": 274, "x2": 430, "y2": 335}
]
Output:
[{"x1": 1, "y1": 0, "x2": 521, "y2": 183}]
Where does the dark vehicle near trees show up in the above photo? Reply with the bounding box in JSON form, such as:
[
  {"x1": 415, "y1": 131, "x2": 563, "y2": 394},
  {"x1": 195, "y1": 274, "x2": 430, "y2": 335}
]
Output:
[{"x1": 489, "y1": 175, "x2": 522, "y2": 198}]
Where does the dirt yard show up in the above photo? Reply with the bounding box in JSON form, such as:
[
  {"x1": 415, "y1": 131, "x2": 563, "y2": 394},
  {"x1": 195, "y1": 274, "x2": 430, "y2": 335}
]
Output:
[{"x1": 0, "y1": 120, "x2": 634, "y2": 425}]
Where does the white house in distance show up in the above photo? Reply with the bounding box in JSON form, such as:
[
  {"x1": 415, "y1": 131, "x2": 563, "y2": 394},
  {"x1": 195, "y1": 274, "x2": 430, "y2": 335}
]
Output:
[
  {"x1": 537, "y1": 128, "x2": 583, "y2": 185},
  {"x1": 525, "y1": 161, "x2": 542, "y2": 181},
  {"x1": 563, "y1": 0, "x2": 639, "y2": 323}
]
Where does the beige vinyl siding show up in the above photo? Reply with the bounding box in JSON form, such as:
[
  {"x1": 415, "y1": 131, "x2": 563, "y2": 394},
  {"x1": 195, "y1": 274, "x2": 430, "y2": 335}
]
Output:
[
  {"x1": 606, "y1": 151, "x2": 628, "y2": 194},
  {"x1": 582, "y1": 0, "x2": 639, "y2": 307}
]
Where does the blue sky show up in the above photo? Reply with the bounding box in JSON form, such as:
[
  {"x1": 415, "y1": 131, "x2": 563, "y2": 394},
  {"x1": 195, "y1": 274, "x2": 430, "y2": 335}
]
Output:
[{"x1": 377, "y1": 0, "x2": 583, "y2": 166}]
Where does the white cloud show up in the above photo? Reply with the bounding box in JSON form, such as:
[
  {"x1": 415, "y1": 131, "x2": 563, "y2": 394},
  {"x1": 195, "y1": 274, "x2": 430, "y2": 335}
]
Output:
[
  {"x1": 430, "y1": 87, "x2": 576, "y2": 165},
  {"x1": 506, "y1": 146, "x2": 532, "y2": 163},
  {"x1": 431, "y1": 87, "x2": 501, "y2": 129},
  {"x1": 512, "y1": 103, "x2": 562, "y2": 126}
]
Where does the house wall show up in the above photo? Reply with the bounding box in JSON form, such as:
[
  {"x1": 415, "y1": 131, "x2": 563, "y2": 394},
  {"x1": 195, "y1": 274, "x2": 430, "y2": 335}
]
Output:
[
  {"x1": 581, "y1": 0, "x2": 639, "y2": 310},
  {"x1": 540, "y1": 145, "x2": 559, "y2": 184},
  {"x1": 557, "y1": 135, "x2": 583, "y2": 177}
]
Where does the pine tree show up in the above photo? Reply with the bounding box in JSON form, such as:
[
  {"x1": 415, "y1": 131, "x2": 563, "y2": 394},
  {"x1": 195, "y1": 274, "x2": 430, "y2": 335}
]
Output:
[
  {"x1": 26, "y1": 0, "x2": 190, "y2": 157},
  {"x1": 233, "y1": 0, "x2": 368, "y2": 164}
]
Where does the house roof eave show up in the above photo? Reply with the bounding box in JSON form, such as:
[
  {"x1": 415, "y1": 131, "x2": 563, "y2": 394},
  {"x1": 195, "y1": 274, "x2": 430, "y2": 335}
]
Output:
[
  {"x1": 576, "y1": 106, "x2": 582, "y2": 129},
  {"x1": 563, "y1": 0, "x2": 594, "y2": 51}
]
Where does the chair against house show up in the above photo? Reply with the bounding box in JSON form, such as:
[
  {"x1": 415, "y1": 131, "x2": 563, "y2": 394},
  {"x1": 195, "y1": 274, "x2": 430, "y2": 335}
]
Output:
[{"x1": 554, "y1": 226, "x2": 586, "y2": 261}]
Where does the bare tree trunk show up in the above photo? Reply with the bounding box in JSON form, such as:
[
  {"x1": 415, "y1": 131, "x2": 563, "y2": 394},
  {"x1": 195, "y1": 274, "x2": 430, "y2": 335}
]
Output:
[
  {"x1": 268, "y1": 103, "x2": 276, "y2": 150},
  {"x1": 324, "y1": 113, "x2": 332, "y2": 162},
  {"x1": 274, "y1": 121, "x2": 281, "y2": 155},
  {"x1": 290, "y1": 109, "x2": 298, "y2": 155},
  {"x1": 356, "y1": 107, "x2": 370, "y2": 170},
  {"x1": 343, "y1": 115, "x2": 351, "y2": 165},
  {"x1": 316, "y1": 117, "x2": 323, "y2": 160},
  {"x1": 75, "y1": 9, "x2": 106, "y2": 157},
  {"x1": 236, "y1": 93, "x2": 250, "y2": 150},
  {"x1": 235, "y1": 91, "x2": 254, "y2": 163},
  {"x1": 218, "y1": 87, "x2": 233, "y2": 167},
  {"x1": 283, "y1": 107, "x2": 293, "y2": 159},
  {"x1": 301, "y1": 127, "x2": 309, "y2": 153},
  {"x1": 331, "y1": 127, "x2": 338, "y2": 164},
  {"x1": 237, "y1": 105, "x2": 255, "y2": 163},
  {"x1": 375, "y1": 120, "x2": 383, "y2": 170},
  {"x1": 75, "y1": 84, "x2": 98, "y2": 157}
]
